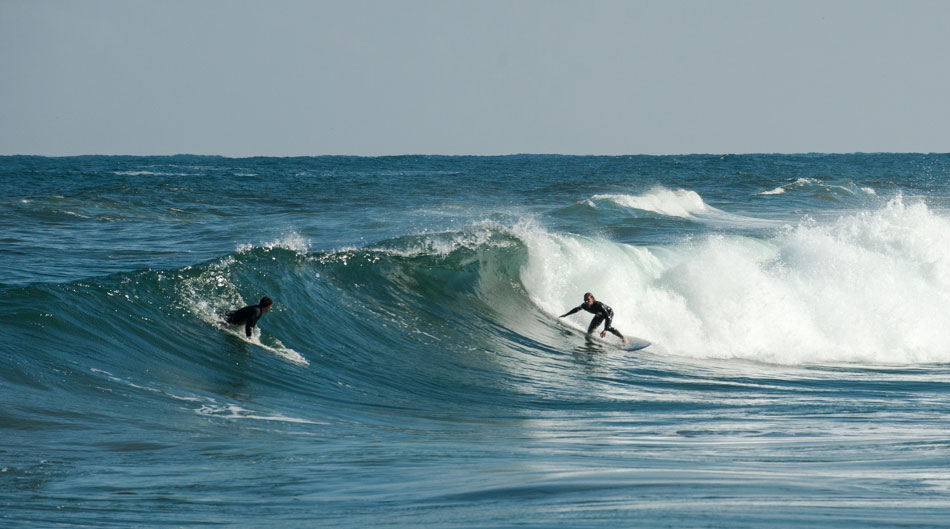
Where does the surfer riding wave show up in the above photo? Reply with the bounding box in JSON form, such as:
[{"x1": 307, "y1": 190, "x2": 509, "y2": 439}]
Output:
[
  {"x1": 560, "y1": 292, "x2": 628, "y2": 346},
  {"x1": 224, "y1": 296, "x2": 273, "y2": 337}
]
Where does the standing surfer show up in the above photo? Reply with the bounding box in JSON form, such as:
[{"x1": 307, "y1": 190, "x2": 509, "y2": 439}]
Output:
[
  {"x1": 224, "y1": 296, "x2": 273, "y2": 338},
  {"x1": 560, "y1": 292, "x2": 628, "y2": 346}
]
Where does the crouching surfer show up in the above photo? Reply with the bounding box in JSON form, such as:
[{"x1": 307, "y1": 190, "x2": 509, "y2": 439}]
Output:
[
  {"x1": 224, "y1": 296, "x2": 273, "y2": 338},
  {"x1": 559, "y1": 292, "x2": 628, "y2": 346}
]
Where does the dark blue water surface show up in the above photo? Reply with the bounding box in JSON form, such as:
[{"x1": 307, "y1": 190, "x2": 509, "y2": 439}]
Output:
[{"x1": 3, "y1": 154, "x2": 950, "y2": 528}]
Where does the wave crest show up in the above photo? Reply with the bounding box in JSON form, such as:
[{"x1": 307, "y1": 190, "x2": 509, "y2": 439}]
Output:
[{"x1": 593, "y1": 188, "x2": 709, "y2": 218}]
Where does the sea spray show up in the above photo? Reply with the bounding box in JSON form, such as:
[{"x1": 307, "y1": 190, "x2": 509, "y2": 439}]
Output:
[{"x1": 520, "y1": 194, "x2": 950, "y2": 364}]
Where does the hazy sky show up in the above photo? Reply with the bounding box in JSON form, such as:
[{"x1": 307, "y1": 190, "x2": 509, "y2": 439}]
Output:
[{"x1": 2, "y1": 0, "x2": 949, "y2": 156}]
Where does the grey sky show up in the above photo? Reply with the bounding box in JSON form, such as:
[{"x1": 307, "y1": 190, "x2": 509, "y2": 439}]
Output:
[{"x1": 2, "y1": 0, "x2": 948, "y2": 156}]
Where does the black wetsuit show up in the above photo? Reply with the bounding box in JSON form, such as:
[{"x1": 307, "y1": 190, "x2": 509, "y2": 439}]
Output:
[
  {"x1": 225, "y1": 304, "x2": 266, "y2": 338},
  {"x1": 563, "y1": 301, "x2": 625, "y2": 340}
]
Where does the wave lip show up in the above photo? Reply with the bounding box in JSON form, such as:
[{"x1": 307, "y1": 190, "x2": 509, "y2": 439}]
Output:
[
  {"x1": 591, "y1": 187, "x2": 781, "y2": 229},
  {"x1": 758, "y1": 177, "x2": 877, "y2": 198},
  {"x1": 236, "y1": 233, "x2": 311, "y2": 255},
  {"x1": 593, "y1": 188, "x2": 710, "y2": 219}
]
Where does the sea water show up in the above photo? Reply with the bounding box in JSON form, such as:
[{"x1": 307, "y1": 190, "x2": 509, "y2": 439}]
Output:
[{"x1": 2, "y1": 154, "x2": 950, "y2": 527}]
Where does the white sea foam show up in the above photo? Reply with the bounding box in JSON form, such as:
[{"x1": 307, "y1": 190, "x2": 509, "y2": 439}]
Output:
[
  {"x1": 757, "y1": 178, "x2": 815, "y2": 195},
  {"x1": 521, "y1": 195, "x2": 950, "y2": 365},
  {"x1": 196, "y1": 403, "x2": 320, "y2": 424},
  {"x1": 758, "y1": 177, "x2": 875, "y2": 197},
  {"x1": 91, "y1": 368, "x2": 317, "y2": 421},
  {"x1": 113, "y1": 170, "x2": 195, "y2": 176}
]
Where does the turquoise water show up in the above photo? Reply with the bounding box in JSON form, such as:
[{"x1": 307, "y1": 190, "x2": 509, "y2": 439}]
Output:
[{"x1": 3, "y1": 154, "x2": 950, "y2": 527}]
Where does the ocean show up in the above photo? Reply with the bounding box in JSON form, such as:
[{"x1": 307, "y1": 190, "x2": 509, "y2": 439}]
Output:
[{"x1": 3, "y1": 154, "x2": 950, "y2": 528}]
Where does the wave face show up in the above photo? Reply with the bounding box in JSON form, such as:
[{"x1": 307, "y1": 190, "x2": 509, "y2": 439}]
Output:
[{"x1": 4, "y1": 154, "x2": 950, "y2": 528}]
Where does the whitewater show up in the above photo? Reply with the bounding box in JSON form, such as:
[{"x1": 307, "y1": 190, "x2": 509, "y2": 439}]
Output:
[{"x1": 3, "y1": 154, "x2": 950, "y2": 528}]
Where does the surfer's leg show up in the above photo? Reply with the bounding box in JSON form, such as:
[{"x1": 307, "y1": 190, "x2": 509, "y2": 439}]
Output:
[
  {"x1": 606, "y1": 327, "x2": 627, "y2": 344},
  {"x1": 604, "y1": 315, "x2": 627, "y2": 344},
  {"x1": 587, "y1": 315, "x2": 604, "y2": 335}
]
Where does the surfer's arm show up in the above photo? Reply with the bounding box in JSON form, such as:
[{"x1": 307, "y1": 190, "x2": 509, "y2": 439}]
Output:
[
  {"x1": 560, "y1": 306, "x2": 582, "y2": 318},
  {"x1": 244, "y1": 310, "x2": 262, "y2": 337}
]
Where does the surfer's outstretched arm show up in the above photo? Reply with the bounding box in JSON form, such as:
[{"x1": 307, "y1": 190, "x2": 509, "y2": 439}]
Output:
[{"x1": 560, "y1": 306, "x2": 583, "y2": 318}]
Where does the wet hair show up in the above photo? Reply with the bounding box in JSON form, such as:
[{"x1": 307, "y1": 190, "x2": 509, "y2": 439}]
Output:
[
  {"x1": 584, "y1": 292, "x2": 594, "y2": 303},
  {"x1": 259, "y1": 297, "x2": 273, "y2": 307}
]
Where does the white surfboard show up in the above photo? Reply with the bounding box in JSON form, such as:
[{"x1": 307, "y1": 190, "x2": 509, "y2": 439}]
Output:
[
  {"x1": 218, "y1": 323, "x2": 309, "y2": 366},
  {"x1": 621, "y1": 337, "x2": 652, "y2": 352}
]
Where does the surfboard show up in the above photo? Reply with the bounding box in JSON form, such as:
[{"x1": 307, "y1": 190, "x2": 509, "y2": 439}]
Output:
[
  {"x1": 217, "y1": 323, "x2": 309, "y2": 366},
  {"x1": 621, "y1": 337, "x2": 651, "y2": 352},
  {"x1": 577, "y1": 329, "x2": 651, "y2": 352},
  {"x1": 245, "y1": 336, "x2": 309, "y2": 366}
]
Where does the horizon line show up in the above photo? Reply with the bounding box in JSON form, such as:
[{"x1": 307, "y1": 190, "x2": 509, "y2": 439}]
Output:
[{"x1": 2, "y1": 151, "x2": 948, "y2": 159}]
